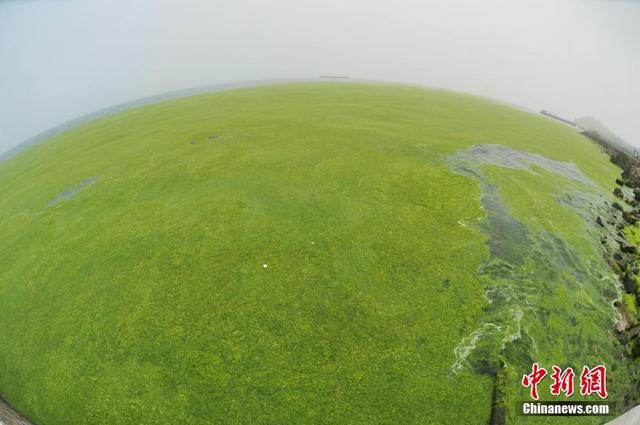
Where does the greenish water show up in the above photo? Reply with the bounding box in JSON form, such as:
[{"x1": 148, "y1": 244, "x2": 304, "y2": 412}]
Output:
[{"x1": 0, "y1": 83, "x2": 625, "y2": 424}]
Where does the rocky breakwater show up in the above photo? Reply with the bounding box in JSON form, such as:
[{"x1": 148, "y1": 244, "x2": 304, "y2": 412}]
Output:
[{"x1": 588, "y1": 132, "x2": 640, "y2": 408}]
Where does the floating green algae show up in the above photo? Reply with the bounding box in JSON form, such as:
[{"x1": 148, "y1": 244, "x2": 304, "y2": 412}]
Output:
[{"x1": 449, "y1": 144, "x2": 628, "y2": 423}]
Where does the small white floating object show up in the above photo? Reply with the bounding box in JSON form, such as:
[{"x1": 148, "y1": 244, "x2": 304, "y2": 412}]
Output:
[
  {"x1": 311, "y1": 241, "x2": 315, "y2": 245},
  {"x1": 262, "y1": 263, "x2": 268, "y2": 268}
]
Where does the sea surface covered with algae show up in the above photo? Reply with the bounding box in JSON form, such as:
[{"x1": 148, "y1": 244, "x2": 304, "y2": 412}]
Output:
[{"x1": 448, "y1": 144, "x2": 629, "y2": 424}]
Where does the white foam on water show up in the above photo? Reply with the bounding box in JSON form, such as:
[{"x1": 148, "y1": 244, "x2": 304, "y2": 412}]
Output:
[{"x1": 450, "y1": 322, "x2": 502, "y2": 375}]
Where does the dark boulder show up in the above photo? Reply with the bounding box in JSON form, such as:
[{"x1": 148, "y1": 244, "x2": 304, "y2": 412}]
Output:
[
  {"x1": 614, "y1": 187, "x2": 624, "y2": 199},
  {"x1": 623, "y1": 211, "x2": 638, "y2": 225},
  {"x1": 596, "y1": 216, "x2": 605, "y2": 227},
  {"x1": 623, "y1": 272, "x2": 637, "y2": 293},
  {"x1": 613, "y1": 202, "x2": 624, "y2": 211},
  {"x1": 621, "y1": 243, "x2": 638, "y2": 255},
  {"x1": 632, "y1": 340, "x2": 640, "y2": 358},
  {"x1": 614, "y1": 253, "x2": 628, "y2": 271}
]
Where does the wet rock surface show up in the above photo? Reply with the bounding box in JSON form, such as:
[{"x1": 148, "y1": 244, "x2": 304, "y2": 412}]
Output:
[{"x1": 0, "y1": 397, "x2": 33, "y2": 425}]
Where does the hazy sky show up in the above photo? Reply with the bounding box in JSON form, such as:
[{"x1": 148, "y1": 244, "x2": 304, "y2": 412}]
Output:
[{"x1": 1, "y1": 0, "x2": 639, "y2": 153}]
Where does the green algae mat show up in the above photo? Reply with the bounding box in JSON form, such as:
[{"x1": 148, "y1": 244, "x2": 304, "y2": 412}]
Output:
[{"x1": 0, "y1": 83, "x2": 628, "y2": 424}]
